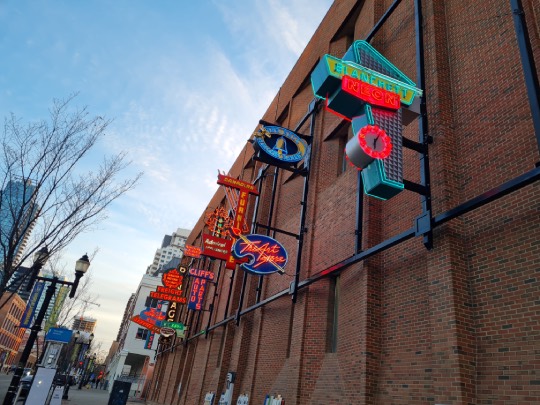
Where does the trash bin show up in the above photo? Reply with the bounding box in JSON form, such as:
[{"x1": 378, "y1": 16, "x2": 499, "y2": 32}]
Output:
[{"x1": 107, "y1": 380, "x2": 131, "y2": 405}]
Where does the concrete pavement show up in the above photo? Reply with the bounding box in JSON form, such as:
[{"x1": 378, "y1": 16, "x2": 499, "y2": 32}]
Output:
[
  {"x1": 0, "y1": 375, "x2": 145, "y2": 405},
  {"x1": 62, "y1": 386, "x2": 146, "y2": 405}
]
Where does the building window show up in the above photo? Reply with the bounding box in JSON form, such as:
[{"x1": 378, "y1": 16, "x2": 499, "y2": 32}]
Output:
[
  {"x1": 145, "y1": 297, "x2": 160, "y2": 308},
  {"x1": 338, "y1": 124, "x2": 353, "y2": 175},
  {"x1": 135, "y1": 328, "x2": 149, "y2": 340},
  {"x1": 326, "y1": 276, "x2": 340, "y2": 353}
]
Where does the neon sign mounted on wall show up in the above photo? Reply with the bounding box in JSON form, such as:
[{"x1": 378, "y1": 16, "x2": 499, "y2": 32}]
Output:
[
  {"x1": 217, "y1": 174, "x2": 259, "y2": 269},
  {"x1": 188, "y1": 268, "x2": 215, "y2": 281},
  {"x1": 311, "y1": 40, "x2": 422, "y2": 200},
  {"x1": 188, "y1": 277, "x2": 207, "y2": 311},
  {"x1": 205, "y1": 206, "x2": 233, "y2": 239},
  {"x1": 149, "y1": 267, "x2": 187, "y2": 303},
  {"x1": 342, "y1": 75, "x2": 400, "y2": 110},
  {"x1": 252, "y1": 123, "x2": 309, "y2": 170},
  {"x1": 231, "y1": 228, "x2": 288, "y2": 276},
  {"x1": 184, "y1": 245, "x2": 202, "y2": 258}
]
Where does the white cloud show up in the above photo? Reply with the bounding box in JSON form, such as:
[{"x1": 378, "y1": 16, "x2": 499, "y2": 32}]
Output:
[{"x1": 48, "y1": 0, "x2": 333, "y2": 348}]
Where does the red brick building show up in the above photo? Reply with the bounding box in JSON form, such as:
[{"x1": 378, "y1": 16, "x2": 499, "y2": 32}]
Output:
[
  {"x1": 0, "y1": 294, "x2": 27, "y2": 372},
  {"x1": 147, "y1": 1, "x2": 540, "y2": 404}
]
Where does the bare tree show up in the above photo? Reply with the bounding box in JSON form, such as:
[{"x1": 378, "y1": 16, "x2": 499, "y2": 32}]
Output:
[
  {"x1": 0, "y1": 94, "x2": 142, "y2": 297},
  {"x1": 56, "y1": 267, "x2": 99, "y2": 328}
]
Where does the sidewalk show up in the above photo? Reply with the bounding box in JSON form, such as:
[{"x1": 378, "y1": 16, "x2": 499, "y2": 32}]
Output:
[{"x1": 61, "y1": 386, "x2": 146, "y2": 405}]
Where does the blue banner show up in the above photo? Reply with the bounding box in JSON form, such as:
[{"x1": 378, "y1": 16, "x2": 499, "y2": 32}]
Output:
[{"x1": 20, "y1": 281, "x2": 45, "y2": 328}]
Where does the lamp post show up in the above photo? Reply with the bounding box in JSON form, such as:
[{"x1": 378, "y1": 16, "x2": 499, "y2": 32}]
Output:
[
  {"x1": 62, "y1": 330, "x2": 94, "y2": 400},
  {"x1": 78, "y1": 352, "x2": 97, "y2": 390},
  {"x1": 3, "y1": 253, "x2": 90, "y2": 405},
  {"x1": 25, "y1": 246, "x2": 49, "y2": 292}
]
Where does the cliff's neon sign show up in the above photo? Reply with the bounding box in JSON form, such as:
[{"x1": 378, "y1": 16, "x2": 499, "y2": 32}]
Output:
[{"x1": 188, "y1": 268, "x2": 215, "y2": 281}]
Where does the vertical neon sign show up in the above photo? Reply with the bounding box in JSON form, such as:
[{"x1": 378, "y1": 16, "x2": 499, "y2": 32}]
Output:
[{"x1": 188, "y1": 278, "x2": 207, "y2": 311}]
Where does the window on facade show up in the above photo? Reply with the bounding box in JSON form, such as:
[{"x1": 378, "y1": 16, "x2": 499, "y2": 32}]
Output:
[
  {"x1": 286, "y1": 304, "x2": 296, "y2": 359},
  {"x1": 135, "y1": 328, "x2": 149, "y2": 340},
  {"x1": 335, "y1": 123, "x2": 354, "y2": 175},
  {"x1": 144, "y1": 297, "x2": 160, "y2": 308},
  {"x1": 326, "y1": 276, "x2": 340, "y2": 353}
]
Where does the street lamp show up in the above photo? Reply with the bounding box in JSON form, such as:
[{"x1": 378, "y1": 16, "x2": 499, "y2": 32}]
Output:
[
  {"x1": 3, "y1": 253, "x2": 90, "y2": 405},
  {"x1": 63, "y1": 331, "x2": 93, "y2": 399},
  {"x1": 78, "y1": 352, "x2": 97, "y2": 390},
  {"x1": 25, "y1": 246, "x2": 50, "y2": 292}
]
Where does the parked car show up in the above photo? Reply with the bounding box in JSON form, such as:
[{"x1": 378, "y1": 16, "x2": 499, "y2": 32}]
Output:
[{"x1": 19, "y1": 375, "x2": 33, "y2": 398}]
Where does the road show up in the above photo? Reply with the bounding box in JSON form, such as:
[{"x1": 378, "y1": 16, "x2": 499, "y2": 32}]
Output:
[{"x1": 0, "y1": 374, "x2": 145, "y2": 405}]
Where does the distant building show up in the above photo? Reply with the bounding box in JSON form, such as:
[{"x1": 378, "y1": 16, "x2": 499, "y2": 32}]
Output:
[
  {"x1": 105, "y1": 274, "x2": 162, "y2": 397},
  {"x1": 6, "y1": 265, "x2": 32, "y2": 302},
  {"x1": 72, "y1": 316, "x2": 97, "y2": 333},
  {"x1": 0, "y1": 294, "x2": 27, "y2": 372},
  {"x1": 116, "y1": 293, "x2": 136, "y2": 347},
  {"x1": 146, "y1": 228, "x2": 190, "y2": 275},
  {"x1": 1, "y1": 180, "x2": 39, "y2": 287}
]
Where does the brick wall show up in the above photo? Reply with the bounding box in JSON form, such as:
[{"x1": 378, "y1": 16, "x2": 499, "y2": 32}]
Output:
[{"x1": 146, "y1": 0, "x2": 540, "y2": 404}]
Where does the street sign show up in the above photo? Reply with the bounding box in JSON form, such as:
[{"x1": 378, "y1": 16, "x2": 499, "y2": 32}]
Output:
[
  {"x1": 161, "y1": 321, "x2": 185, "y2": 330},
  {"x1": 45, "y1": 328, "x2": 73, "y2": 343}
]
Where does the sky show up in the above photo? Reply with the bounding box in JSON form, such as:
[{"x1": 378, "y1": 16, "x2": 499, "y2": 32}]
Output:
[{"x1": 0, "y1": 0, "x2": 333, "y2": 351}]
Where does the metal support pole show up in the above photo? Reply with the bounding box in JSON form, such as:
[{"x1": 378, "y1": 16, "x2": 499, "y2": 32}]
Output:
[
  {"x1": 237, "y1": 166, "x2": 279, "y2": 323},
  {"x1": 256, "y1": 166, "x2": 279, "y2": 303},
  {"x1": 509, "y1": 0, "x2": 540, "y2": 155},
  {"x1": 205, "y1": 261, "x2": 224, "y2": 338},
  {"x1": 365, "y1": 0, "x2": 403, "y2": 43},
  {"x1": 3, "y1": 279, "x2": 57, "y2": 405},
  {"x1": 292, "y1": 100, "x2": 318, "y2": 303},
  {"x1": 355, "y1": 172, "x2": 364, "y2": 253},
  {"x1": 415, "y1": 0, "x2": 434, "y2": 250}
]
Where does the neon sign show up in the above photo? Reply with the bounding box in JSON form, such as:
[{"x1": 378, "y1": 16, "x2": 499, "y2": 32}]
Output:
[
  {"x1": 202, "y1": 234, "x2": 232, "y2": 261},
  {"x1": 162, "y1": 321, "x2": 185, "y2": 338},
  {"x1": 184, "y1": 245, "x2": 201, "y2": 258},
  {"x1": 252, "y1": 124, "x2": 308, "y2": 169},
  {"x1": 311, "y1": 40, "x2": 419, "y2": 200},
  {"x1": 145, "y1": 331, "x2": 155, "y2": 349},
  {"x1": 166, "y1": 301, "x2": 178, "y2": 322},
  {"x1": 131, "y1": 316, "x2": 161, "y2": 334},
  {"x1": 217, "y1": 174, "x2": 259, "y2": 195},
  {"x1": 188, "y1": 268, "x2": 215, "y2": 281},
  {"x1": 217, "y1": 174, "x2": 259, "y2": 269},
  {"x1": 311, "y1": 54, "x2": 421, "y2": 106},
  {"x1": 162, "y1": 268, "x2": 183, "y2": 289},
  {"x1": 149, "y1": 291, "x2": 187, "y2": 303},
  {"x1": 188, "y1": 277, "x2": 207, "y2": 311},
  {"x1": 231, "y1": 228, "x2": 288, "y2": 275},
  {"x1": 342, "y1": 76, "x2": 400, "y2": 110},
  {"x1": 345, "y1": 124, "x2": 393, "y2": 170},
  {"x1": 205, "y1": 206, "x2": 233, "y2": 238},
  {"x1": 149, "y1": 267, "x2": 187, "y2": 303}
]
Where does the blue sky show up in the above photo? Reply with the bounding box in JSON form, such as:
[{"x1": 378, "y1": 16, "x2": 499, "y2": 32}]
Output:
[{"x1": 0, "y1": 0, "x2": 333, "y2": 350}]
